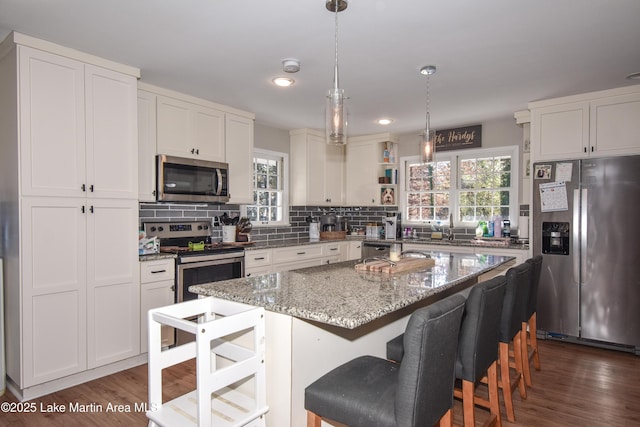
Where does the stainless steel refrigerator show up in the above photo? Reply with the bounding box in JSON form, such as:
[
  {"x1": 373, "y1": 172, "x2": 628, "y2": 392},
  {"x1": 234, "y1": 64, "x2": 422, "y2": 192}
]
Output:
[{"x1": 533, "y1": 155, "x2": 640, "y2": 354}]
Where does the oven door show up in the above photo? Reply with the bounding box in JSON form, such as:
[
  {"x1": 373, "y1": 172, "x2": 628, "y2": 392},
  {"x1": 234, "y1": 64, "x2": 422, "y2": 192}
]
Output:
[{"x1": 176, "y1": 252, "x2": 244, "y2": 303}]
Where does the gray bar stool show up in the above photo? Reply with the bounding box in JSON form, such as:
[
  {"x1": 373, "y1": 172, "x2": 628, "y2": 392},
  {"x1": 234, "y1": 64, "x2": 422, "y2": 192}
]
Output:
[
  {"x1": 522, "y1": 255, "x2": 543, "y2": 386},
  {"x1": 453, "y1": 275, "x2": 507, "y2": 427},
  {"x1": 305, "y1": 294, "x2": 466, "y2": 427},
  {"x1": 497, "y1": 262, "x2": 532, "y2": 422}
]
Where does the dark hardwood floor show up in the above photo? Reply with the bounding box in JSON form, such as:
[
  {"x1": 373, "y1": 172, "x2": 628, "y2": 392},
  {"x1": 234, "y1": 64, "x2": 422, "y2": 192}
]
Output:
[{"x1": 1, "y1": 339, "x2": 639, "y2": 426}]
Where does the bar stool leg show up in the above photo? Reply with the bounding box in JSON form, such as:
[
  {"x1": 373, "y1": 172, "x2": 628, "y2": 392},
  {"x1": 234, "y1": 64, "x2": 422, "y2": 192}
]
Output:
[
  {"x1": 438, "y1": 408, "x2": 453, "y2": 427},
  {"x1": 513, "y1": 331, "x2": 527, "y2": 399},
  {"x1": 530, "y1": 313, "x2": 541, "y2": 370},
  {"x1": 307, "y1": 411, "x2": 322, "y2": 427},
  {"x1": 499, "y1": 342, "x2": 516, "y2": 422},
  {"x1": 521, "y1": 321, "x2": 533, "y2": 387}
]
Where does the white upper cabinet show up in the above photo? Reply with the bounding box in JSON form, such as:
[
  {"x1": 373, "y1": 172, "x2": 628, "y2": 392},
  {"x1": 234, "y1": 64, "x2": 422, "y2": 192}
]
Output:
[
  {"x1": 19, "y1": 46, "x2": 86, "y2": 197},
  {"x1": 157, "y1": 95, "x2": 225, "y2": 162},
  {"x1": 590, "y1": 92, "x2": 640, "y2": 157},
  {"x1": 137, "y1": 90, "x2": 157, "y2": 202},
  {"x1": 18, "y1": 46, "x2": 137, "y2": 199},
  {"x1": 531, "y1": 101, "x2": 590, "y2": 161},
  {"x1": 346, "y1": 134, "x2": 399, "y2": 206},
  {"x1": 138, "y1": 84, "x2": 255, "y2": 202},
  {"x1": 290, "y1": 128, "x2": 344, "y2": 206},
  {"x1": 84, "y1": 65, "x2": 138, "y2": 199},
  {"x1": 225, "y1": 113, "x2": 254, "y2": 204},
  {"x1": 530, "y1": 85, "x2": 640, "y2": 161}
]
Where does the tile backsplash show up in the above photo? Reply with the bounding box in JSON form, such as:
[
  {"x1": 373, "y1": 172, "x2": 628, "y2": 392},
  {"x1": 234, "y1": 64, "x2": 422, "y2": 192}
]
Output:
[{"x1": 139, "y1": 203, "x2": 531, "y2": 242}]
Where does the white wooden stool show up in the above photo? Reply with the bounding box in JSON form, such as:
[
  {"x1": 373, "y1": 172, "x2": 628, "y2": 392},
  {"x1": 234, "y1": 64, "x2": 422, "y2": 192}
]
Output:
[{"x1": 146, "y1": 297, "x2": 268, "y2": 427}]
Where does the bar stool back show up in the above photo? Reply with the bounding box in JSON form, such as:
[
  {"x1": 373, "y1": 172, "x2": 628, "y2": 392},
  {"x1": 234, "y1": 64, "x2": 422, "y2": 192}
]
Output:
[
  {"x1": 305, "y1": 294, "x2": 466, "y2": 427},
  {"x1": 454, "y1": 275, "x2": 507, "y2": 427}
]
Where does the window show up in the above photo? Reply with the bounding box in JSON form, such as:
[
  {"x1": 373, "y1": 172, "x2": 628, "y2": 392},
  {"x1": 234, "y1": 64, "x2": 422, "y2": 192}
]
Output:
[
  {"x1": 242, "y1": 149, "x2": 289, "y2": 226},
  {"x1": 400, "y1": 146, "x2": 519, "y2": 226}
]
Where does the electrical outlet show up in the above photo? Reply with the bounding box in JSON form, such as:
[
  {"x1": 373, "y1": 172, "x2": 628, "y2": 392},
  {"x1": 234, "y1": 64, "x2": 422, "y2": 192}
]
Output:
[{"x1": 212, "y1": 216, "x2": 220, "y2": 227}]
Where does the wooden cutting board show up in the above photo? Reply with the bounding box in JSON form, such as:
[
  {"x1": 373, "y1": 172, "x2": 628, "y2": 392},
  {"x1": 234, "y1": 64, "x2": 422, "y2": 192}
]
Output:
[{"x1": 355, "y1": 257, "x2": 435, "y2": 274}]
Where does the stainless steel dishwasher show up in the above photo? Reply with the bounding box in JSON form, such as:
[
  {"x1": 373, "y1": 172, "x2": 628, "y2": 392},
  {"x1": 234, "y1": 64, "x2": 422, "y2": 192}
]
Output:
[{"x1": 362, "y1": 241, "x2": 396, "y2": 258}]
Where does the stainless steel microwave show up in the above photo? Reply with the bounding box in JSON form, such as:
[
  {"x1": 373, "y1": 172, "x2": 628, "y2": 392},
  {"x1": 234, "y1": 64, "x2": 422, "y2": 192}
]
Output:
[{"x1": 156, "y1": 155, "x2": 230, "y2": 203}]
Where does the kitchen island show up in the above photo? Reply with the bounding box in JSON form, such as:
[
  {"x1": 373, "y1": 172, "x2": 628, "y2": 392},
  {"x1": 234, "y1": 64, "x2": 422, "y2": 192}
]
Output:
[{"x1": 190, "y1": 251, "x2": 514, "y2": 427}]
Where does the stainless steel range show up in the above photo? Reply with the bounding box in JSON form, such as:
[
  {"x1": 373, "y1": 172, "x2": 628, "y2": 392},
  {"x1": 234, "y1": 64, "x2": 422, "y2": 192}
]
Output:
[
  {"x1": 144, "y1": 221, "x2": 245, "y2": 345},
  {"x1": 144, "y1": 220, "x2": 245, "y2": 303}
]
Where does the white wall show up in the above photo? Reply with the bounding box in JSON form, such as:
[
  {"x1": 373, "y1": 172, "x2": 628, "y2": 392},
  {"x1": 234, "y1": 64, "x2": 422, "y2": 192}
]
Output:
[{"x1": 254, "y1": 122, "x2": 290, "y2": 153}]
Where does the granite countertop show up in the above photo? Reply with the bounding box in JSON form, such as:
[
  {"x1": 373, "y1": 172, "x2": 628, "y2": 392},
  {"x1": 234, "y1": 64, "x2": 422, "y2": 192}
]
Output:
[
  {"x1": 190, "y1": 251, "x2": 514, "y2": 329},
  {"x1": 138, "y1": 252, "x2": 177, "y2": 261}
]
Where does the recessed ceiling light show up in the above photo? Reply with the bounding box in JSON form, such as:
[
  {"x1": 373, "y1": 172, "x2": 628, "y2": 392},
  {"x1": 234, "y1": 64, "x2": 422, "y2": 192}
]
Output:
[
  {"x1": 273, "y1": 77, "x2": 295, "y2": 87},
  {"x1": 626, "y1": 71, "x2": 640, "y2": 80},
  {"x1": 377, "y1": 118, "x2": 393, "y2": 125}
]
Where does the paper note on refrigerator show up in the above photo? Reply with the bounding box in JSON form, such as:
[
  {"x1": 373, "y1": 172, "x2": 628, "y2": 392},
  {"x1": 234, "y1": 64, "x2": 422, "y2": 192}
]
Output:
[
  {"x1": 539, "y1": 181, "x2": 569, "y2": 212},
  {"x1": 555, "y1": 162, "x2": 573, "y2": 182}
]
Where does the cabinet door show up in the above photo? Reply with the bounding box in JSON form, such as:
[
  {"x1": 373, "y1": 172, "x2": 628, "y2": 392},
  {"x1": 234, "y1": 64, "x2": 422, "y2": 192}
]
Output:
[
  {"x1": 86, "y1": 199, "x2": 140, "y2": 368},
  {"x1": 347, "y1": 241, "x2": 362, "y2": 261},
  {"x1": 85, "y1": 65, "x2": 138, "y2": 199},
  {"x1": 137, "y1": 90, "x2": 157, "y2": 202},
  {"x1": 140, "y1": 280, "x2": 175, "y2": 353},
  {"x1": 225, "y1": 114, "x2": 254, "y2": 204},
  {"x1": 305, "y1": 133, "x2": 329, "y2": 205},
  {"x1": 346, "y1": 142, "x2": 379, "y2": 205},
  {"x1": 156, "y1": 96, "x2": 193, "y2": 157},
  {"x1": 325, "y1": 144, "x2": 345, "y2": 205},
  {"x1": 591, "y1": 92, "x2": 640, "y2": 157},
  {"x1": 18, "y1": 46, "x2": 86, "y2": 197},
  {"x1": 21, "y1": 198, "x2": 87, "y2": 387},
  {"x1": 192, "y1": 104, "x2": 225, "y2": 161},
  {"x1": 531, "y1": 102, "x2": 590, "y2": 161}
]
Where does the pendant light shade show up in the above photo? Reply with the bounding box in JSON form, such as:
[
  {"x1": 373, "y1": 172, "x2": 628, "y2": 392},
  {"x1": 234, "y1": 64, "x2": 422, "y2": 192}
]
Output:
[
  {"x1": 325, "y1": 0, "x2": 348, "y2": 145},
  {"x1": 419, "y1": 65, "x2": 436, "y2": 163},
  {"x1": 420, "y1": 126, "x2": 435, "y2": 164}
]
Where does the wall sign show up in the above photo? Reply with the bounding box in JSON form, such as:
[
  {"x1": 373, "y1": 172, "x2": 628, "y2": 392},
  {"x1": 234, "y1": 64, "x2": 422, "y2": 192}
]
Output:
[{"x1": 435, "y1": 124, "x2": 482, "y2": 151}]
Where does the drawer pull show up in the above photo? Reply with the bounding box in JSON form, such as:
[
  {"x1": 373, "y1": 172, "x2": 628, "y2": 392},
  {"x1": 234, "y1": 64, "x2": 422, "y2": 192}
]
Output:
[
  {"x1": 254, "y1": 257, "x2": 265, "y2": 261},
  {"x1": 151, "y1": 269, "x2": 167, "y2": 274},
  {"x1": 297, "y1": 252, "x2": 306, "y2": 255},
  {"x1": 330, "y1": 248, "x2": 338, "y2": 251}
]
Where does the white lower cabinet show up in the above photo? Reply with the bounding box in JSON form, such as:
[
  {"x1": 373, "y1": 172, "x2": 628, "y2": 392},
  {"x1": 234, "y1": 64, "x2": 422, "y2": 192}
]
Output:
[
  {"x1": 245, "y1": 242, "x2": 355, "y2": 277},
  {"x1": 245, "y1": 249, "x2": 273, "y2": 277},
  {"x1": 20, "y1": 197, "x2": 140, "y2": 387},
  {"x1": 140, "y1": 259, "x2": 175, "y2": 353},
  {"x1": 346, "y1": 240, "x2": 363, "y2": 261}
]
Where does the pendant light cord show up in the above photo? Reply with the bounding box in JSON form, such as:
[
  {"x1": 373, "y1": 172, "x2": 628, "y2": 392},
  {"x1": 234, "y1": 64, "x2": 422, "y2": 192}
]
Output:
[
  {"x1": 424, "y1": 72, "x2": 431, "y2": 133},
  {"x1": 333, "y1": 0, "x2": 339, "y2": 90}
]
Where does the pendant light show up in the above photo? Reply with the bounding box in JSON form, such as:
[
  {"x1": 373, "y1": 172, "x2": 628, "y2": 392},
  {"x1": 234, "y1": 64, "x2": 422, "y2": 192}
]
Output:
[
  {"x1": 325, "y1": 0, "x2": 348, "y2": 145},
  {"x1": 419, "y1": 65, "x2": 436, "y2": 163}
]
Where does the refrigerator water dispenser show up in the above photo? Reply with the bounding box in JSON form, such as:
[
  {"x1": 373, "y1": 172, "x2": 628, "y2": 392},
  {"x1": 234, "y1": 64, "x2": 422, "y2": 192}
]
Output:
[{"x1": 542, "y1": 222, "x2": 570, "y2": 255}]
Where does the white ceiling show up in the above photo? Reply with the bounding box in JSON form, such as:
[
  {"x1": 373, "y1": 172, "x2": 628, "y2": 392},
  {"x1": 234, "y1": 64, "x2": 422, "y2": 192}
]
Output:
[{"x1": 1, "y1": 0, "x2": 639, "y2": 137}]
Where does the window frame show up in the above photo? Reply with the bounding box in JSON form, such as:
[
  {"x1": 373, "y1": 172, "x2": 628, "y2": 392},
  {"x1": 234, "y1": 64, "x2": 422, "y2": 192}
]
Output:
[
  {"x1": 399, "y1": 145, "x2": 519, "y2": 228},
  {"x1": 241, "y1": 148, "x2": 290, "y2": 227}
]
